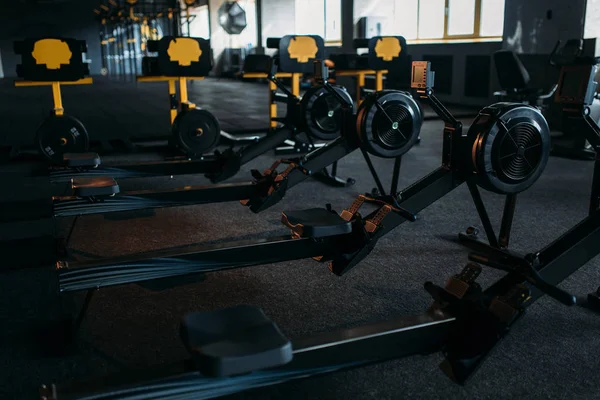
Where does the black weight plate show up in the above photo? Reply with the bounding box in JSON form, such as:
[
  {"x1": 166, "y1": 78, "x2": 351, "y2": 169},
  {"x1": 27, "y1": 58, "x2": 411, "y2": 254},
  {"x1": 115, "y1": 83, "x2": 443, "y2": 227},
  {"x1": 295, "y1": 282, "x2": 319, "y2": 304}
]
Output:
[
  {"x1": 36, "y1": 114, "x2": 89, "y2": 165},
  {"x1": 356, "y1": 90, "x2": 422, "y2": 158},
  {"x1": 468, "y1": 103, "x2": 550, "y2": 194},
  {"x1": 300, "y1": 85, "x2": 354, "y2": 141},
  {"x1": 172, "y1": 109, "x2": 221, "y2": 157}
]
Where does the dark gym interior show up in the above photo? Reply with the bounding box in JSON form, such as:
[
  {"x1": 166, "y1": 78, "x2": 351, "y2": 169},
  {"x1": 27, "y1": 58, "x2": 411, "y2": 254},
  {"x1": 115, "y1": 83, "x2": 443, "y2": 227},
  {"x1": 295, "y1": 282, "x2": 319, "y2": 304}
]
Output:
[{"x1": 1, "y1": 1, "x2": 600, "y2": 399}]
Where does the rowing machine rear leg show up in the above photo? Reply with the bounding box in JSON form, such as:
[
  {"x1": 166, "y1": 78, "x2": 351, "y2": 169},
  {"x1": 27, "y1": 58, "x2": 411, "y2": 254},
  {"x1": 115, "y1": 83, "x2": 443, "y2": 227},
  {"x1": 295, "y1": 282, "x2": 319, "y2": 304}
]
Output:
[
  {"x1": 311, "y1": 162, "x2": 355, "y2": 187},
  {"x1": 33, "y1": 287, "x2": 94, "y2": 356},
  {"x1": 587, "y1": 287, "x2": 600, "y2": 311}
]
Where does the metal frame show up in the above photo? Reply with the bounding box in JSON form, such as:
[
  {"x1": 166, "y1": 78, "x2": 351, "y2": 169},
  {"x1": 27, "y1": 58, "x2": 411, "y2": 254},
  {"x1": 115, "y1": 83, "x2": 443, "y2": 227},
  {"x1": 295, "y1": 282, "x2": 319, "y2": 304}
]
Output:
[
  {"x1": 464, "y1": 105, "x2": 600, "y2": 305},
  {"x1": 41, "y1": 310, "x2": 456, "y2": 400},
  {"x1": 44, "y1": 222, "x2": 599, "y2": 400}
]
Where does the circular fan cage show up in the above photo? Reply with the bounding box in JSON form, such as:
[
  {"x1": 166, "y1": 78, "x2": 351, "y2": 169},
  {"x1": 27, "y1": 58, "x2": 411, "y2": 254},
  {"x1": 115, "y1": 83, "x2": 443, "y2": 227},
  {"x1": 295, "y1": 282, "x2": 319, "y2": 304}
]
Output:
[
  {"x1": 300, "y1": 85, "x2": 354, "y2": 141},
  {"x1": 468, "y1": 103, "x2": 550, "y2": 194},
  {"x1": 171, "y1": 108, "x2": 221, "y2": 157},
  {"x1": 356, "y1": 90, "x2": 422, "y2": 158},
  {"x1": 218, "y1": 1, "x2": 247, "y2": 35}
]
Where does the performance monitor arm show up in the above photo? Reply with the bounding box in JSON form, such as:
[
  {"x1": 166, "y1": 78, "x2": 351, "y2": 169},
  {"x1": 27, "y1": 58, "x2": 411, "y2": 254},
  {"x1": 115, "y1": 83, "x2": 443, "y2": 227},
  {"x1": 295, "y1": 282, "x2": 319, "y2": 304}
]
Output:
[{"x1": 267, "y1": 58, "x2": 297, "y2": 99}]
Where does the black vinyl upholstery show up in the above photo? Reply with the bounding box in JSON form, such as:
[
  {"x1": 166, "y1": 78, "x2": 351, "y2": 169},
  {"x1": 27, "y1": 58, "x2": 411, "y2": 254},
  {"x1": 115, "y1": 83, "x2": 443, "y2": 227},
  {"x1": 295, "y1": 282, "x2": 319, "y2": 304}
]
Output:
[
  {"x1": 180, "y1": 305, "x2": 293, "y2": 377},
  {"x1": 282, "y1": 208, "x2": 353, "y2": 238},
  {"x1": 63, "y1": 152, "x2": 100, "y2": 168},
  {"x1": 71, "y1": 177, "x2": 119, "y2": 197},
  {"x1": 494, "y1": 50, "x2": 531, "y2": 90}
]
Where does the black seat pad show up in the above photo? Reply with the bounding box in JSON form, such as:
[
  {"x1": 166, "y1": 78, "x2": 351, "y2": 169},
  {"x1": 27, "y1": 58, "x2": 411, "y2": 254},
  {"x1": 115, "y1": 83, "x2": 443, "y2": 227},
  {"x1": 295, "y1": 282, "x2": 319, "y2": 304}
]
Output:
[
  {"x1": 71, "y1": 177, "x2": 119, "y2": 197},
  {"x1": 63, "y1": 152, "x2": 101, "y2": 168},
  {"x1": 494, "y1": 50, "x2": 530, "y2": 90},
  {"x1": 282, "y1": 208, "x2": 352, "y2": 238},
  {"x1": 181, "y1": 305, "x2": 293, "y2": 377}
]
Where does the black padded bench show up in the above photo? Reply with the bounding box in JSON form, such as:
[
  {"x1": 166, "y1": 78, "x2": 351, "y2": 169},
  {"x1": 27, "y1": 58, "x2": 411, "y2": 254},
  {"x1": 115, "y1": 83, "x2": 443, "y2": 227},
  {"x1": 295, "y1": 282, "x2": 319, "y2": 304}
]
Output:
[
  {"x1": 71, "y1": 177, "x2": 120, "y2": 197},
  {"x1": 63, "y1": 152, "x2": 101, "y2": 168},
  {"x1": 181, "y1": 305, "x2": 293, "y2": 377},
  {"x1": 281, "y1": 208, "x2": 353, "y2": 238}
]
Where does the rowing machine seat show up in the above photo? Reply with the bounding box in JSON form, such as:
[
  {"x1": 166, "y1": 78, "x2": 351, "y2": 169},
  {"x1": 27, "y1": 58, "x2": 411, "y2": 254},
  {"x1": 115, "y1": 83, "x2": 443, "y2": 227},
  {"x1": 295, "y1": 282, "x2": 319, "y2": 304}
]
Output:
[
  {"x1": 71, "y1": 177, "x2": 119, "y2": 197},
  {"x1": 180, "y1": 305, "x2": 293, "y2": 377},
  {"x1": 281, "y1": 208, "x2": 353, "y2": 238},
  {"x1": 63, "y1": 152, "x2": 101, "y2": 168}
]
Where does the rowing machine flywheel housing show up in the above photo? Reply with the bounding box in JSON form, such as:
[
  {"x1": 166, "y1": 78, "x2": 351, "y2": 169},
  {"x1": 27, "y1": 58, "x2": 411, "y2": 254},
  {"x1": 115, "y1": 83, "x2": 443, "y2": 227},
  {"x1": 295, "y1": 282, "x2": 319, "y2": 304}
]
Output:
[
  {"x1": 300, "y1": 85, "x2": 354, "y2": 141},
  {"x1": 356, "y1": 90, "x2": 422, "y2": 158},
  {"x1": 171, "y1": 108, "x2": 221, "y2": 157},
  {"x1": 466, "y1": 103, "x2": 550, "y2": 194},
  {"x1": 36, "y1": 114, "x2": 90, "y2": 164}
]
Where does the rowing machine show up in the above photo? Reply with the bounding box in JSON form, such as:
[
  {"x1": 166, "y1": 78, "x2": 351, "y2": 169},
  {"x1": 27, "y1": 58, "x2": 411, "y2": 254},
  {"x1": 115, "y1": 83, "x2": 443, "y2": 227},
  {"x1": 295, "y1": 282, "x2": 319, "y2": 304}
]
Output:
[
  {"x1": 0, "y1": 61, "x2": 423, "y2": 269},
  {"x1": 462, "y1": 61, "x2": 600, "y2": 310},
  {"x1": 45, "y1": 59, "x2": 353, "y2": 185},
  {"x1": 41, "y1": 243, "x2": 586, "y2": 400}
]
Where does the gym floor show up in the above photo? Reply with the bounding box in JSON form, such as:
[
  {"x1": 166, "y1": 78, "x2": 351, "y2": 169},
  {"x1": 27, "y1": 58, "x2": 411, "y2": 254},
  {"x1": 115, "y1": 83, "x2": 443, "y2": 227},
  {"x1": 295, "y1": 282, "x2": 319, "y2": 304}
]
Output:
[{"x1": 1, "y1": 77, "x2": 599, "y2": 399}]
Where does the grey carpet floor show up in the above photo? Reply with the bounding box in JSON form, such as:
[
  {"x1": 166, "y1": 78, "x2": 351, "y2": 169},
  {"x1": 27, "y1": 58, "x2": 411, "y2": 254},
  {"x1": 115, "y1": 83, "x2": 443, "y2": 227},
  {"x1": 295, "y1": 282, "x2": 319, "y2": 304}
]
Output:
[{"x1": 0, "y1": 78, "x2": 598, "y2": 399}]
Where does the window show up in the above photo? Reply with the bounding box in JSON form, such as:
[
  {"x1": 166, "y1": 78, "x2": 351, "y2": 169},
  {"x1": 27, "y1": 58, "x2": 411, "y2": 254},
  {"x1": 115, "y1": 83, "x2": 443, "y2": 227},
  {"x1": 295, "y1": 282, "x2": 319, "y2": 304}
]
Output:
[
  {"x1": 479, "y1": 0, "x2": 505, "y2": 37},
  {"x1": 180, "y1": 4, "x2": 210, "y2": 39},
  {"x1": 235, "y1": 0, "x2": 258, "y2": 49},
  {"x1": 355, "y1": 0, "x2": 505, "y2": 42},
  {"x1": 585, "y1": 0, "x2": 600, "y2": 39},
  {"x1": 295, "y1": 0, "x2": 342, "y2": 42},
  {"x1": 418, "y1": 0, "x2": 446, "y2": 39},
  {"x1": 447, "y1": 0, "x2": 476, "y2": 36}
]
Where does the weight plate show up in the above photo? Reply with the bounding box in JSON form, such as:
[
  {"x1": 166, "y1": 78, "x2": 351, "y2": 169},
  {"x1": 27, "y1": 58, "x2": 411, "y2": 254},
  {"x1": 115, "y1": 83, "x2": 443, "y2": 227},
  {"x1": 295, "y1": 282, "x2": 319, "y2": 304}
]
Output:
[
  {"x1": 172, "y1": 109, "x2": 221, "y2": 157},
  {"x1": 468, "y1": 103, "x2": 550, "y2": 194},
  {"x1": 36, "y1": 114, "x2": 89, "y2": 164},
  {"x1": 300, "y1": 85, "x2": 354, "y2": 141},
  {"x1": 356, "y1": 90, "x2": 422, "y2": 158}
]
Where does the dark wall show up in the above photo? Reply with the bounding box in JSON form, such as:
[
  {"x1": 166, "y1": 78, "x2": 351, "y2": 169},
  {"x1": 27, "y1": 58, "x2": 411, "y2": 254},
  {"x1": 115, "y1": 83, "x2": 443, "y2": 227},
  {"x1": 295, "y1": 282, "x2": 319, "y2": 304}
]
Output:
[
  {"x1": 410, "y1": 41, "x2": 503, "y2": 107},
  {"x1": 0, "y1": 0, "x2": 102, "y2": 77},
  {"x1": 502, "y1": 0, "x2": 586, "y2": 54}
]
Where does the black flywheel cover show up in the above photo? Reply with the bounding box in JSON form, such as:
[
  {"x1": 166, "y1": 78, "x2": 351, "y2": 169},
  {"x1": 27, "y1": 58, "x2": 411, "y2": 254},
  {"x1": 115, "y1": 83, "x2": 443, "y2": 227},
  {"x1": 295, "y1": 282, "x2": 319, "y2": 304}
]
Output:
[
  {"x1": 467, "y1": 103, "x2": 550, "y2": 194},
  {"x1": 36, "y1": 114, "x2": 89, "y2": 164},
  {"x1": 172, "y1": 109, "x2": 221, "y2": 157},
  {"x1": 300, "y1": 85, "x2": 354, "y2": 141},
  {"x1": 356, "y1": 90, "x2": 422, "y2": 158}
]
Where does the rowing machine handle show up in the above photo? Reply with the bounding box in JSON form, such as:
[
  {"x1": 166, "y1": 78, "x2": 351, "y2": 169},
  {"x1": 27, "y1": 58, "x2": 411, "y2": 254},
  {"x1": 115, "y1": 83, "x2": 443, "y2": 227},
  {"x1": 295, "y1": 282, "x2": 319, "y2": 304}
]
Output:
[
  {"x1": 268, "y1": 57, "x2": 278, "y2": 78},
  {"x1": 314, "y1": 60, "x2": 352, "y2": 108},
  {"x1": 267, "y1": 58, "x2": 295, "y2": 99},
  {"x1": 313, "y1": 59, "x2": 328, "y2": 82}
]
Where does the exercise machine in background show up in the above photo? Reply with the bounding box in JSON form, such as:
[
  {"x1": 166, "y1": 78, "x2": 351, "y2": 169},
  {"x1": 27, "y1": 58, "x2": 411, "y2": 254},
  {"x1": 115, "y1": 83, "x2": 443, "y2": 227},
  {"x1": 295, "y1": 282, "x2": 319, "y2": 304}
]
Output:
[
  {"x1": 329, "y1": 37, "x2": 407, "y2": 105},
  {"x1": 6, "y1": 36, "x2": 225, "y2": 165},
  {"x1": 242, "y1": 35, "x2": 332, "y2": 154},
  {"x1": 464, "y1": 58, "x2": 600, "y2": 309},
  {"x1": 48, "y1": 40, "x2": 354, "y2": 184},
  {"x1": 493, "y1": 39, "x2": 600, "y2": 160},
  {"x1": 2, "y1": 38, "x2": 94, "y2": 165}
]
